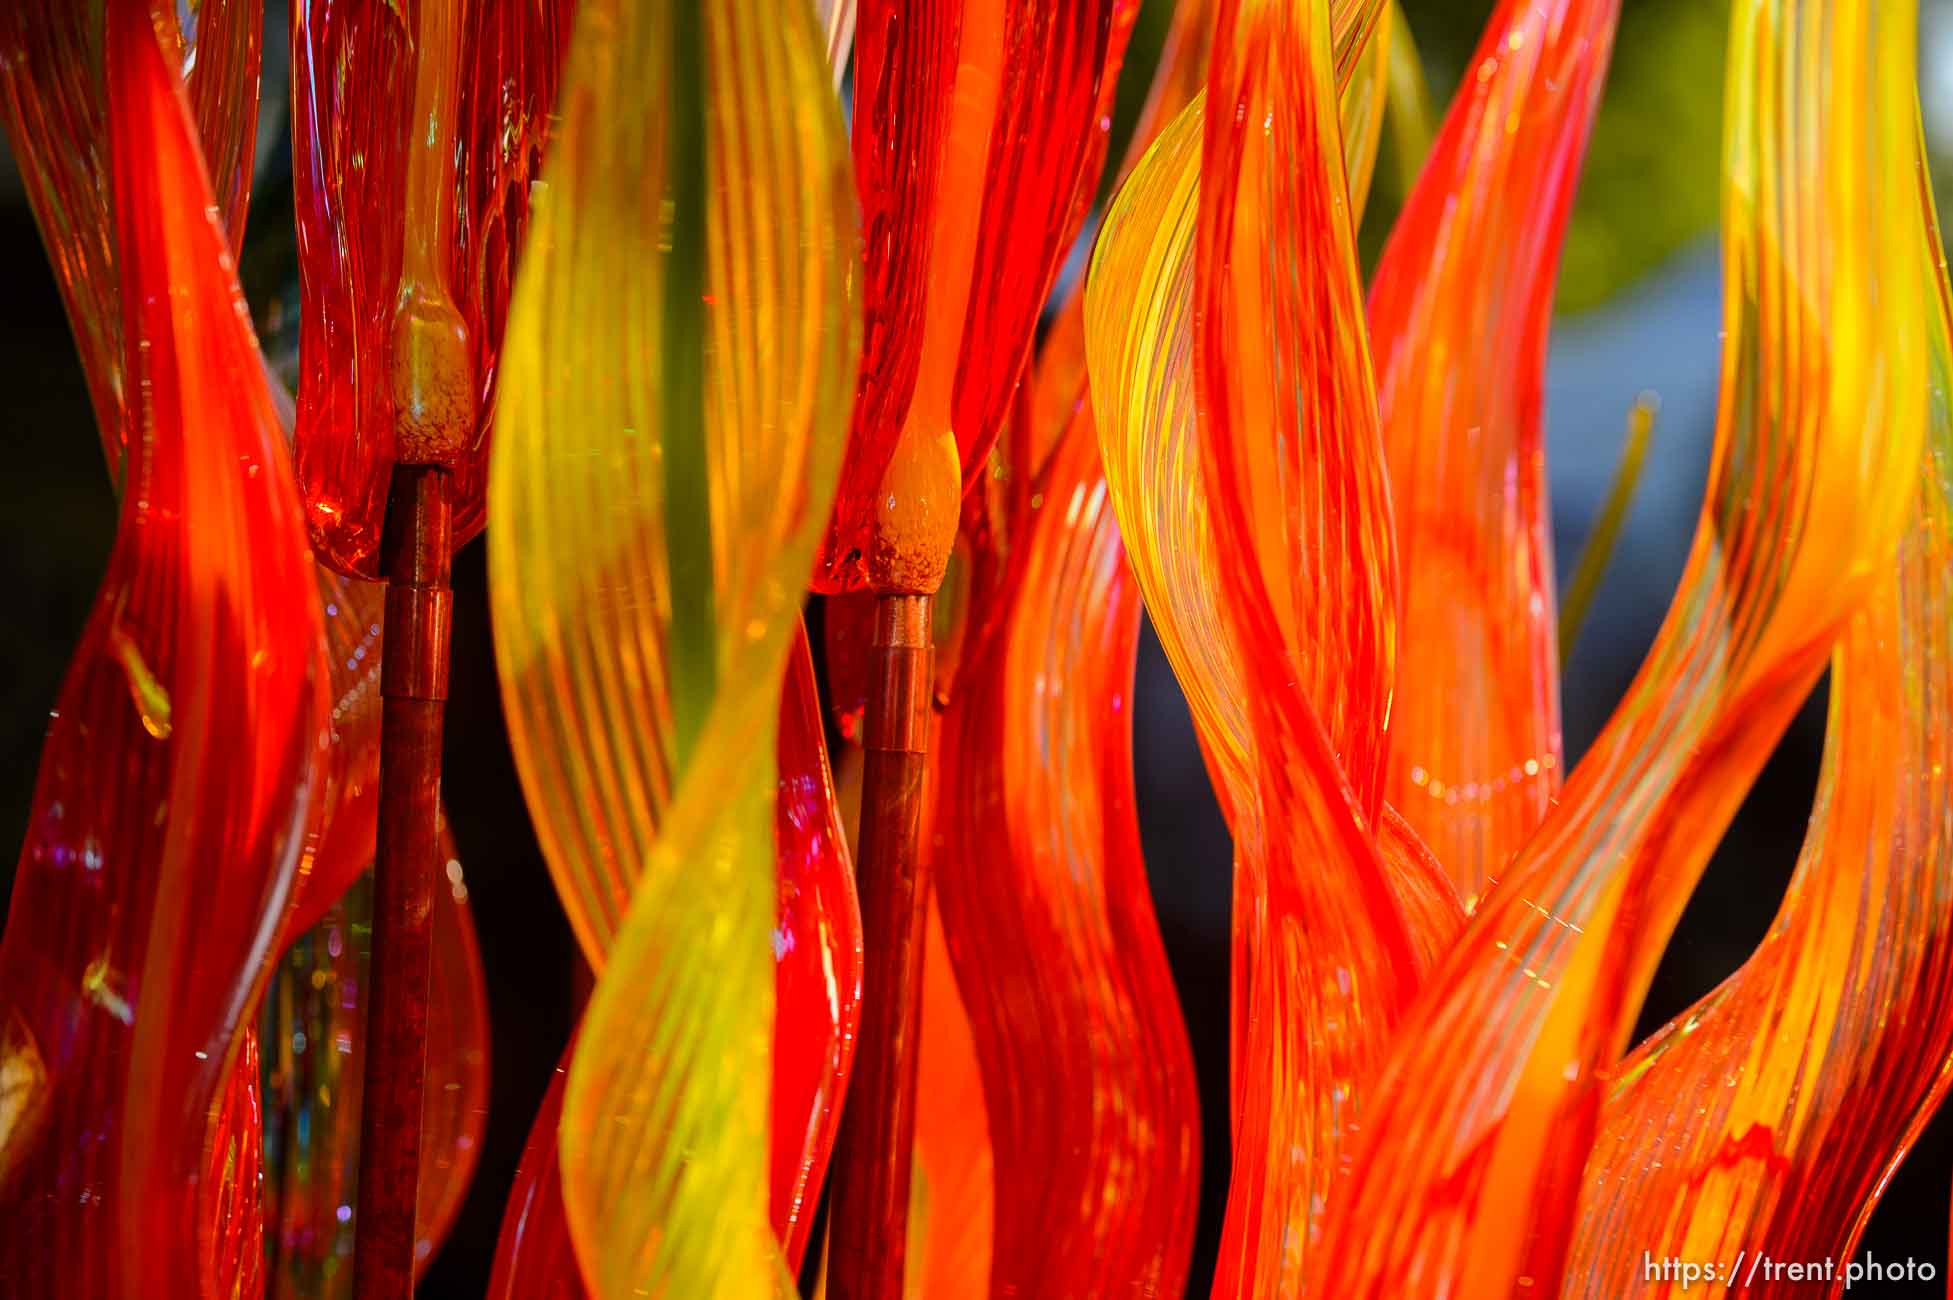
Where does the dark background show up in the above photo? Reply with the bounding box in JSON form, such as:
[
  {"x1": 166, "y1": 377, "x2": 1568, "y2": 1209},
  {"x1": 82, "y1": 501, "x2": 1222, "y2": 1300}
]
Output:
[{"x1": 3, "y1": 0, "x2": 1951, "y2": 1293}]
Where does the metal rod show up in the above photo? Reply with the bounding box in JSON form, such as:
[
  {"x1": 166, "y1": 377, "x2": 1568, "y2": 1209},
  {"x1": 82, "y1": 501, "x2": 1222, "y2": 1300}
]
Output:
[
  {"x1": 353, "y1": 464, "x2": 454, "y2": 1299},
  {"x1": 827, "y1": 592, "x2": 935, "y2": 1300}
]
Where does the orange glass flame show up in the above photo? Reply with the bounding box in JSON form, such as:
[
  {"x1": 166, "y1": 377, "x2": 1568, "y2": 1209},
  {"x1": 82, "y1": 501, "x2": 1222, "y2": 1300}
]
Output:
[
  {"x1": 291, "y1": 0, "x2": 572, "y2": 576},
  {"x1": 0, "y1": 0, "x2": 261, "y2": 463},
  {"x1": 931, "y1": 406, "x2": 1202, "y2": 1293},
  {"x1": 1311, "y1": 2, "x2": 1930, "y2": 1294},
  {"x1": 815, "y1": 0, "x2": 1137, "y2": 594},
  {"x1": 1369, "y1": 0, "x2": 1620, "y2": 906},
  {"x1": 1563, "y1": 127, "x2": 1953, "y2": 1300},
  {"x1": 0, "y1": 4, "x2": 327, "y2": 1292}
]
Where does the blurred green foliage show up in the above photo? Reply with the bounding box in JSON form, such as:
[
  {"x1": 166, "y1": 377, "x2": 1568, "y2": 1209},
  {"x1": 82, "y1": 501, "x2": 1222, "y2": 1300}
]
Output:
[{"x1": 1551, "y1": 2, "x2": 1726, "y2": 311}]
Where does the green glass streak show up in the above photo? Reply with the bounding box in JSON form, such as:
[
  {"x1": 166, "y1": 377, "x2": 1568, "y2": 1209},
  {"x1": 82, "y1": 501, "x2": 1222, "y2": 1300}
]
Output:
[
  {"x1": 663, "y1": 2, "x2": 716, "y2": 771},
  {"x1": 1559, "y1": 392, "x2": 1657, "y2": 663},
  {"x1": 1385, "y1": 0, "x2": 1435, "y2": 198}
]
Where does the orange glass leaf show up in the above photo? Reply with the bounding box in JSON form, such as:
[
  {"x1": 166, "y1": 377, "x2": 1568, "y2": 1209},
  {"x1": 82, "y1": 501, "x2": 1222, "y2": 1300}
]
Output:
[
  {"x1": 814, "y1": 0, "x2": 958, "y2": 594},
  {"x1": 449, "y1": 0, "x2": 577, "y2": 488},
  {"x1": 0, "y1": 3, "x2": 328, "y2": 1292},
  {"x1": 1091, "y1": 104, "x2": 1250, "y2": 823},
  {"x1": 292, "y1": 0, "x2": 572, "y2": 576},
  {"x1": 1310, "y1": 2, "x2": 1932, "y2": 1295},
  {"x1": 907, "y1": 892, "x2": 994, "y2": 1300},
  {"x1": 1115, "y1": 0, "x2": 1383, "y2": 206},
  {"x1": 261, "y1": 850, "x2": 490, "y2": 1294},
  {"x1": 0, "y1": 0, "x2": 262, "y2": 466},
  {"x1": 1369, "y1": 0, "x2": 1619, "y2": 905},
  {"x1": 488, "y1": 1043, "x2": 586, "y2": 1300},
  {"x1": 1377, "y1": 804, "x2": 1468, "y2": 973},
  {"x1": 174, "y1": 0, "x2": 262, "y2": 251},
  {"x1": 1036, "y1": 0, "x2": 1388, "y2": 485},
  {"x1": 0, "y1": 0, "x2": 390, "y2": 941},
  {"x1": 290, "y1": 0, "x2": 410, "y2": 573},
  {"x1": 932, "y1": 407, "x2": 1201, "y2": 1293},
  {"x1": 814, "y1": 0, "x2": 1135, "y2": 593},
  {"x1": 1564, "y1": 140, "x2": 1953, "y2": 1300},
  {"x1": 1087, "y1": 5, "x2": 1463, "y2": 1281},
  {"x1": 1193, "y1": 3, "x2": 1423, "y2": 1289},
  {"x1": 1056, "y1": 3, "x2": 1144, "y2": 275},
  {"x1": 286, "y1": 574, "x2": 387, "y2": 941},
  {"x1": 200, "y1": 1026, "x2": 265, "y2": 1300},
  {"x1": 1197, "y1": 0, "x2": 1395, "y2": 824},
  {"x1": 948, "y1": 0, "x2": 1139, "y2": 478},
  {"x1": 1018, "y1": 0, "x2": 1212, "y2": 482},
  {"x1": 1086, "y1": 2, "x2": 1424, "y2": 1170},
  {"x1": 772, "y1": 632, "x2": 864, "y2": 1268}
]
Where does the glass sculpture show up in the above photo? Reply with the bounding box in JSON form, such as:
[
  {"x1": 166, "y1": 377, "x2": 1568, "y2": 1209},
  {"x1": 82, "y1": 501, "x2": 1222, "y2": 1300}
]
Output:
[{"x1": 1, "y1": 0, "x2": 1950, "y2": 1296}]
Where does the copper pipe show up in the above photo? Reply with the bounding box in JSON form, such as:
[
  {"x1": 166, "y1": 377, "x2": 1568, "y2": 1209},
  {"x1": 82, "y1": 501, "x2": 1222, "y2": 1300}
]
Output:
[
  {"x1": 827, "y1": 593, "x2": 935, "y2": 1300},
  {"x1": 353, "y1": 464, "x2": 454, "y2": 1299}
]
